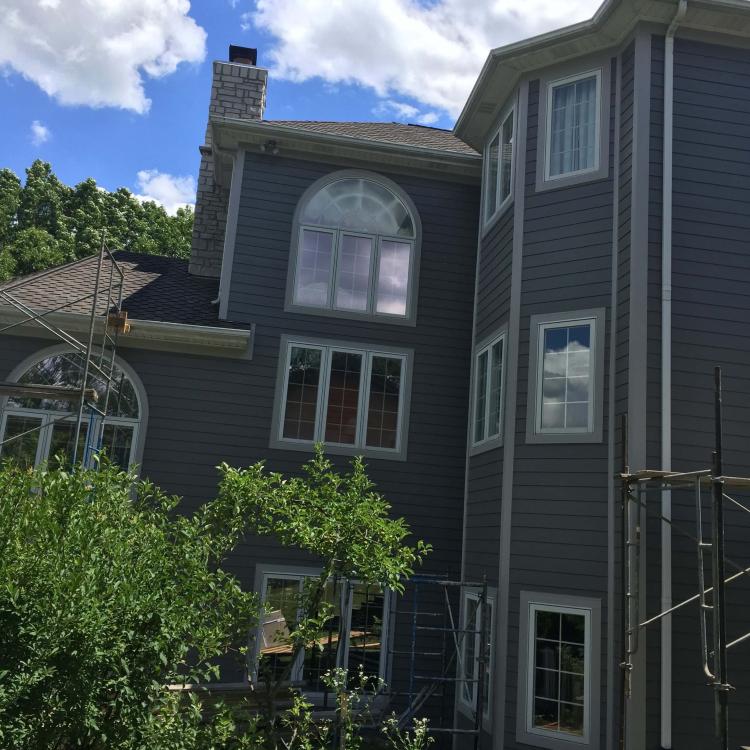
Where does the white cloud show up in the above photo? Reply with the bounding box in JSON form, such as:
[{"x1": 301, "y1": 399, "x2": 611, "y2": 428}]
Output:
[
  {"x1": 0, "y1": 0, "x2": 206, "y2": 113},
  {"x1": 249, "y1": 0, "x2": 601, "y2": 119},
  {"x1": 373, "y1": 99, "x2": 442, "y2": 127},
  {"x1": 134, "y1": 169, "x2": 196, "y2": 214},
  {"x1": 30, "y1": 120, "x2": 50, "y2": 146}
]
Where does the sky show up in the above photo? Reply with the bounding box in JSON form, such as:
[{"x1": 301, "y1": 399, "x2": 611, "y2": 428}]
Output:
[{"x1": 0, "y1": 0, "x2": 601, "y2": 214}]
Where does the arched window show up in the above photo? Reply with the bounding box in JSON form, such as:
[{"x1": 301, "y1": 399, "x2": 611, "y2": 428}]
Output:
[
  {"x1": 0, "y1": 351, "x2": 143, "y2": 469},
  {"x1": 289, "y1": 173, "x2": 420, "y2": 321}
]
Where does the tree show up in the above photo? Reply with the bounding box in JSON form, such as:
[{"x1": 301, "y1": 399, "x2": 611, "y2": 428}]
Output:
[
  {"x1": 0, "y1": 461, "x2": 257, "y2": 749},
  {"x1": 0, "y1": 168, "x2": 21, "y2": 248}
]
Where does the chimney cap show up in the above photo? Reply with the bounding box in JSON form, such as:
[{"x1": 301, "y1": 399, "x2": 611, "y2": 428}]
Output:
[{"x1": 229, "y1": 45, "x2": 257, "y2": 65}]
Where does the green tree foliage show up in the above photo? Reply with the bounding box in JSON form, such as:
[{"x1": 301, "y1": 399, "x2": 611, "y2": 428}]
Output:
[{"x1": 0, "y1": 160, "x2": 194, "y2": 282}]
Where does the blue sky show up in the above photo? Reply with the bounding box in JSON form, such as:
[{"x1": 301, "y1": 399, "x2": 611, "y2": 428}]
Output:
[{"x1": 0, "y1": 0, "x2": 598, "y2": 212}]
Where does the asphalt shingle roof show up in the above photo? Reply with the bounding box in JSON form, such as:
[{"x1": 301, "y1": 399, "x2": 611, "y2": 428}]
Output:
[
  {"x1": 264, "y1": 120, "x2": 478, "y2": 156},
  {"x1": 0, "y1": 252, "x2": 233, "y2": 328}
]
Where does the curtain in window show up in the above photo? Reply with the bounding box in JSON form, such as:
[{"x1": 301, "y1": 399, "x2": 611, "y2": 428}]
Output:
[{"x1": 549, "y1": 76, "x2": 597, "y2": 177}]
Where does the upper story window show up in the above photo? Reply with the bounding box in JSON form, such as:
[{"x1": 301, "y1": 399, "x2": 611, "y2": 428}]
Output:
[
  {"x1": 271, "y1": 335, "x2": 412, "y2": 460},
  {"x1": 0, "y1": 350, "x2": 143, "y2": 469},
  {"x1": 287, "y1": 173, "x2": 421, "y2": 324},
  {"x1": 526, "y1": 309, "x2": 604, "y2": 444},
  {"x1": 544, "y1": 70, "x2": 601, "y2": 181},
  {"x1": 484, "y1": 105, "x2": 514, "y2": 224},
  {"x1": 472, "y1": 329, "x2": 505, "y2": 452}
]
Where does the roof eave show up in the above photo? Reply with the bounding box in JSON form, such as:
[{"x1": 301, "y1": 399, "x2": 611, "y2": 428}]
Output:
[{"x1": 210, "y1": 116, "x2": 482, "y2": 182}]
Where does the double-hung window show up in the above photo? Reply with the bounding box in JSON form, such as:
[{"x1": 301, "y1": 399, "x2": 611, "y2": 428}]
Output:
[
  {"x1": 472, "y1": 331, "x2": 505, "y2": 449},
  {"x1": 459, "y1": 591, "x2": 494, "y2": 721},
  {"x1": 517, "y1": 593, "x2": 601, "y2": 749},
  {"x1": 256, "y1": 571, "x2": 389, "y2": 692},
  {"x1": 290, "y1": 175, "x2": 419, "y2": 322},
  {"x1": 275, "y1": 337, "x2": 410, "y2": 458},
  {"x1": 526, "y1": 310, "x2": 604, "y2": 444},
  {"x1": 484, "y1": 106, "x2": 514, "y2": 223},
  {"x1": 545, "y1": 70, "x2": 601, "y2": 181}
]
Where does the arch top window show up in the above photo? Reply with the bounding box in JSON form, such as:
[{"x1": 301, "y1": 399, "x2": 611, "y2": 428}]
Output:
[
  {"x1": 289, "y1": 174, "x2": 420, "y2": 323},
  {"x1": 0, "y1": 351, "x2": 143, "y2": 470}
]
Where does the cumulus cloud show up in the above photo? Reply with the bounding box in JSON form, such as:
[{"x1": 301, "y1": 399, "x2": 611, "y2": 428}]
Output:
[
  {"x1": 0, "y1": 0, "x2": 206, "y2": 113},
  {"x1": 30, "y1": 120, "x2": 50, "y2": 146},
  {"x1": 373, "y1": 99, "x2": 441, "y2": 126},
  {"x1": 248, "y1": 0, "x2": 601, "y2": 118},
  {"x1": 134, "y1": 169, "x2": 196, "y2": 214}
]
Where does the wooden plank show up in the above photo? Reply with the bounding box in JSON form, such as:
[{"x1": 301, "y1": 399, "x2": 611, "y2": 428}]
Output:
[{"x1": 0, "y1": 382, "x2": 98, "y2": 402}]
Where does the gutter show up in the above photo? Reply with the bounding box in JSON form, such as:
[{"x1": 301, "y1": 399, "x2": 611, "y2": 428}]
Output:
[{"x1": 661, "y1": 2, "x2": 687, "y2": 748}]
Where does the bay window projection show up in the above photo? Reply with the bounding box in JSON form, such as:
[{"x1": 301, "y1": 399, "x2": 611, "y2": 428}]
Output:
[
  {"x1": 546, "y1": 71, "x2": 600, "y2": 180},
  {"x1": 279, "y1": 340, "x2": 408, "y2": 454},
  {"x1": 257, "y1": 573, "x2": 387, "y2": 691},
  {"x1": 291, "y1": 176, "x2": 418, "y2": 320},
  {"x1": 484, "y1": 107, "x2": 514, "y2": 222},
  {"x1": 473, "y1": 333, "x2": 505, "y2": 446},
  {"x1": 0, "y1": 351, "x2": 141, "y2": 469}
]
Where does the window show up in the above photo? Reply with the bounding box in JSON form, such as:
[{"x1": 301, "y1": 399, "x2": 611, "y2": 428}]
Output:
[
  {"x1": 459, "y1": 591, "x2": 494, "y2": 721},
  {"x1": 0, "y1": 351, "x2": 142, "y2": 469},
  {"x1": 274, "y1": 337, "x2": 411, "y2": 458},
  {"x1": 256, "y1": 571, "x2": 389, "y2": 692},
  {"x1": 288, "y1": 174, "x2": 420, "y2": 322},
  {"x1": 517, "y1": 593, "x2": 601, "y2": 750},
  {"x1": 526, "y1": 309, "x2": 604, "y2": 444},
  {"x1": 544, "y1": 70, "x2": 601, "y2": 181},
  {"x1": 472, "y1": 331, "x2": 505, "y2": 449},
  {"x1": 484, "y1": 106, "x2": 514, "y2": 223}
]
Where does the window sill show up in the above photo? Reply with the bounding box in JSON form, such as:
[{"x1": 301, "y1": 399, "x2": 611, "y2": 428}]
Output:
[
  {"x1": 481, "y1": 197, "x2": 514, "y2": 238},
  {"x1": 535, "y1": 168, "x2": 609, "y2": 194},
  {"x1": 283, "y1": 302, "x2": 417, "y2": 328},
  {"x1": 469, "y1": 435, "x2": 503, "y2": 457},
  {"x1": 525, "y1": 429, "x2": 602, "y2": 445},
  {"x1": 269, "y1": 438, "x2": 408, "y2": 462}
]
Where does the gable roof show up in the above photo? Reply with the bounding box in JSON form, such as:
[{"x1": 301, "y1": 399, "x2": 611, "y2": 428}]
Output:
[
  {"x1": 0, "y1": 252, "x2": 236, "y2": 328},
  {"x1": 264, "y1": 120, "x2": 478, "y2": 156},
  {"x1": 454, "y1": 0, "x2": 750, "y2": 149}
]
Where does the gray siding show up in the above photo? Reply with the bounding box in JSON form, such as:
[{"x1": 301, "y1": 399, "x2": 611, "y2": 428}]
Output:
[
  {"x1": 668, "y1": 35, "x2": 750, "y2": 748},
  {"x1": 502, "y1": 67, "x2": 616, "y2": 749}
]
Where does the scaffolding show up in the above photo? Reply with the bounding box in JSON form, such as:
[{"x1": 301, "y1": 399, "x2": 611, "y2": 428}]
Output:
[
  {"x1": 390, "y1": 575, "x2": 490, "y2": 749},
  {"x1": 619, "y1": 367, "x2": 750, "y2": 750},
  {"x1": 0, "y1": 235, "x2": 127, "y2": 469}
]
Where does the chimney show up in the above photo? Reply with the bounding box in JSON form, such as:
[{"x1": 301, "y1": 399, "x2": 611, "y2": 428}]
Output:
[{"x1": 189, "y1": 46, "x2": 267, "y2": 277}]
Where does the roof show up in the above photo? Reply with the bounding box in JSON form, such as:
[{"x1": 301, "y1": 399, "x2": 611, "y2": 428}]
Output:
[
  {"x1": 454, "y1": 0, "x2": 750, "y2": 149},
  {"x1": 0, "y1": 252, "x2": 235, "y2": 328},
  {"x1": 263, "y1": 120, "x2": 478, "y2": 156}
]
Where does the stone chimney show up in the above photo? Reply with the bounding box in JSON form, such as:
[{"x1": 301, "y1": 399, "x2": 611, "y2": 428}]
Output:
[{"x1": 189, "y1": 46, "x2": 267, "y2": 277}]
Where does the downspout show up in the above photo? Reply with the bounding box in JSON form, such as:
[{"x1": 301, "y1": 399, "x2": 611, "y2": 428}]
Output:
[{"x1": 661, "y1": 2, "x2": 687, "y2": 748}]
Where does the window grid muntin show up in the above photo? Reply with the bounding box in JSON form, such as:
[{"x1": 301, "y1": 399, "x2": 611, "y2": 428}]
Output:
[
  {"x1": 293, "y1": 227, "x2": 336, "y2": 308},
  {"x1": 257, "y1": 571, "x2": 389, "y2": 689},
  {"x1": 365, "y1": 354, "x2": 403, "y2": 450},
  {"x1": 535, "y1": 319, "x2": 595, "y2": 436},
  {"x1": 333, "y1": 232, "x2": 376, "y2": 312},
  {"x1": 279, "y1": 341, "x2": 407, "y2": 454},
  {"x1": 322, "y1": 348, "x2": 366, "y2": 447},
  {"x1": 527, "y1": 603, "x2": 591, "y2": 743},
  {"x1": 473, "y1": 332, "x2": 506, "y2": 446},
  {"x1": 484, "y1": 105, "x2": 515, "y2": 225},
  {"x1": 544, "y1": 69, "x2": 602, "y2": 182},
  {"x1": 281, "y1": 345, "x2": 325, "y2": 442}
]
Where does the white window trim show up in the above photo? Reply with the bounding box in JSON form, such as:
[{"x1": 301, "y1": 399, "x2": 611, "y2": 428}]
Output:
[
  {"x1": 270, "y1": 334, "x2": 413, "y2": 461},
  {"x1": 483, "y1": 102, "x2": 515, "y2": 227},
  {"x1": 516, "y1": 592, "x2": 601, "y2": 750},
  {"x1": 285, "y1": 170, "x2": 422, "y2": 327},
  {"x1": 457, "y1": 590, "x2": 495, "y2": 724},
  {"x1": 543, "y1": 69, "x2": 602, "y2": 183},
  {"x1": 525, "y1": 308, "x2": 605, "y2": 445},
  {"x1": 252, "y1": 565, "x2": 391, "y2": 693},
  {"x1": 535, "y1": 318, "x2": 596, "y2": 436},
  {"x1": 470, "y1": 328, "x2": 506, "y2": 454}
]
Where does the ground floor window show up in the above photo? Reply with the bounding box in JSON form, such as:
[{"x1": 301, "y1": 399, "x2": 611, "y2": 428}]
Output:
[
  {"x1": 256, "y1": 569, "x2": 389, "y2": 692},
  {"x1": 459, "y1": 590, "x2": 494, "y2": 721},
  {"x1": 516, "y1": 592, "x2": 601, "y2": 750}
]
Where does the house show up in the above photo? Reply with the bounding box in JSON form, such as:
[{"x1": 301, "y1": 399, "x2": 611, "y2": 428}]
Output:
[{"x1": 2, "y1": 0, "x2": 750, "y2": 746}]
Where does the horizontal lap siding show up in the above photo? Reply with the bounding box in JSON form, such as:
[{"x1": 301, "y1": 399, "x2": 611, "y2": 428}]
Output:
[
  {"x1": 503, "y1": 65, "x2": 616, "y2": 749},
  {"x1": 669, "y1": 37, "x2": 750, "y2": 748}
]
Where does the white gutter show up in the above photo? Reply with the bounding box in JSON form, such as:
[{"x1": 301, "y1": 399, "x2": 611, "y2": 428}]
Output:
[{"x1": 661, "y1": 2, "x2": 687, "y2": 748}]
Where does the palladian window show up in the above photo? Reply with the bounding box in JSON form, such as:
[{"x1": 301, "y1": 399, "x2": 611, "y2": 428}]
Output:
[
  {"x1": 289, "y1": 175, "x2": 419, "y2": 321},
  {"x1": 0, "y1": 351, "x2": 142, "y2": 469}
]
